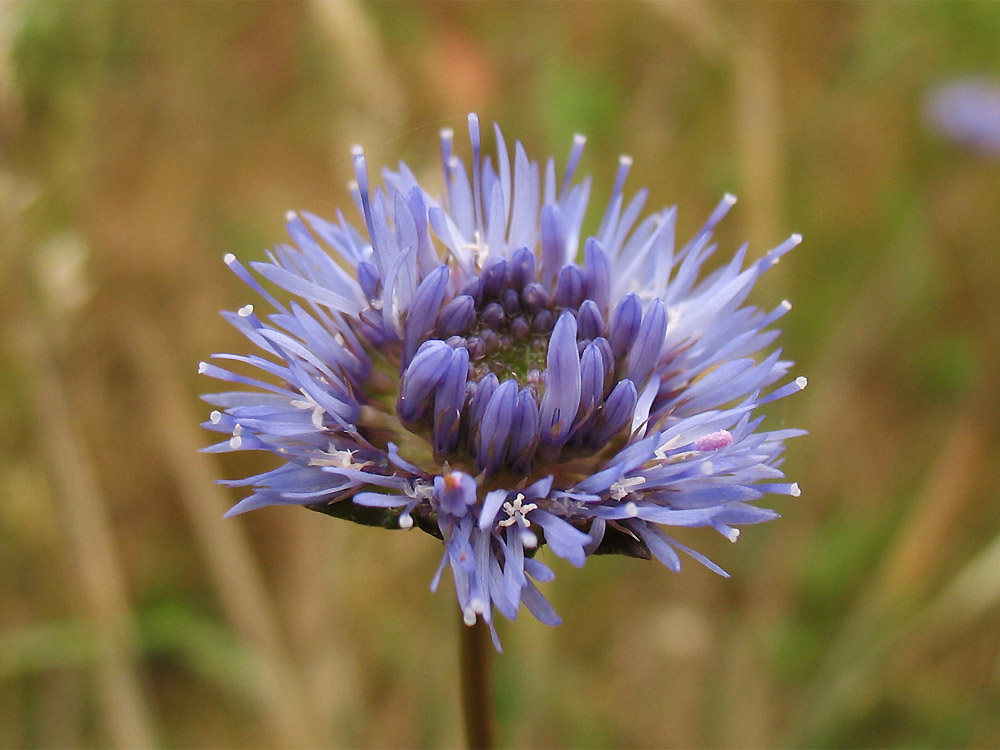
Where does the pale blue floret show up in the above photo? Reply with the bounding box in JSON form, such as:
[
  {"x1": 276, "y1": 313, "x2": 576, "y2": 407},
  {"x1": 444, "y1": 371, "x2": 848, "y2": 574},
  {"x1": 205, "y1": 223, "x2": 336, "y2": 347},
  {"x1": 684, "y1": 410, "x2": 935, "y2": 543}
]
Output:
[{"x1": 201, "y1": 113, "x2": 806, "y2": 647}]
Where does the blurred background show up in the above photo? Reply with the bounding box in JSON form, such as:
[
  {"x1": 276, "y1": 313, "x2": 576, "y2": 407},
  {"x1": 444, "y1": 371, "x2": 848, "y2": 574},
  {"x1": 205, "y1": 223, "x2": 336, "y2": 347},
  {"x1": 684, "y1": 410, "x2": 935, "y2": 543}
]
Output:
[{"x1": 2, "y1": 2, "x2": 999, "y2": 748}]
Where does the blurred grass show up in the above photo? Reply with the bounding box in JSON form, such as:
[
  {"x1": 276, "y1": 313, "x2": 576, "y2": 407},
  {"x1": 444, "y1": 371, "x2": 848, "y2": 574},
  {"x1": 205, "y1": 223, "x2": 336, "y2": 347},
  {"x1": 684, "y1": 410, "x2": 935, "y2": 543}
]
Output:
[{"x1": 1, "y1": 1, "x2": 999, "y2": 748}]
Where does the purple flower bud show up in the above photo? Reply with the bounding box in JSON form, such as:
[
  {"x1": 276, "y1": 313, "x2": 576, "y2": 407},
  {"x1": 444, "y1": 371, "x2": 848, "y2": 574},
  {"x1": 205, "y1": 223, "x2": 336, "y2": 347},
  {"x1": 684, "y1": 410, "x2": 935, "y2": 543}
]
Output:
[
  {"x1": 404, "y1": 265, "x2": 450, "y2": 363},
  {"x1": 540, "y1": 204, "x2": 567, "y2": 289},
  {"x1": 480, "y1": 328, "x2": 500, "y2": 355},
  {"x1": 592, "y1": 378, "x2": 638, "y2": 446},
  {"x1": 481, "y1": 256, "x2": 509, "y2": 300},
  {"x1": 508, "y1": 388, "x2": 540, "y2": 472},
  {"x1": 539, "y1": 311, "x2": 581, "y2": 446},
  {"x1": 521, "y1": 282, "x2": 551, "y2": 314},
  {"x1": 509, "y1": 246, "x2": 536, "y2": 289},
  {"x1": 436, "y1": 295, "x2": 477, "y2": 338},
  {"x1": 477, "y1": 379, "x2": 518, "y2": 473},
  {"x1": 610, "y1": 292, "x2": 642, "y2": 360},
  {"x1": 591, "y1": 336, "x2": 616, "y2": 395},
  {"x1": 397, "y1": 340, "x2": 453, "y2": 424},
  {"x1": 577, "y1": 341, "x2": 605, "y2": 425},
  {"x1": 583, "y1": 237, "x2": 611, "y2": 313},
  {"x1": 531, "y1": 309, "x2": 555, "y2": 334},
  {"x1": 480, "y1": 301, "x2": 506, "y2": 329},
  {"x1": 576, "y1": 299, "x2": 605, "y2": 341},
  {"x1": 460, "y1": 277, "x2": 483, "y2": 306},
  {"x1": 553, "y1": 263, "x2": 585, "y2": 309},
  {"x1": 466, "y1": 336, "x2": 486, "y2": 361},
  {"x1": 500, "y1": 288, "x2": 521, "y2": 316},
  {"x1": 510, "y1": 315, "x2": 531, "y2": 341},
  {"x1": 466, "y1": 372, "x2": 498, "y2": 452},
  {"x1": 433, "y1": 347, "x2": 470, "y2": 454}
]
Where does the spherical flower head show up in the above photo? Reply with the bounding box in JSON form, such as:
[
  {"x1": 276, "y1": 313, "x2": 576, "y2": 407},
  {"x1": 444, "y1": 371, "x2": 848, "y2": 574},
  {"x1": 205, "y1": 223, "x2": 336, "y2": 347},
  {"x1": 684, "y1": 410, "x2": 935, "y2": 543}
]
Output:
[{"x1": 201, "y1": 113, "x2": 806, "y2": 649}]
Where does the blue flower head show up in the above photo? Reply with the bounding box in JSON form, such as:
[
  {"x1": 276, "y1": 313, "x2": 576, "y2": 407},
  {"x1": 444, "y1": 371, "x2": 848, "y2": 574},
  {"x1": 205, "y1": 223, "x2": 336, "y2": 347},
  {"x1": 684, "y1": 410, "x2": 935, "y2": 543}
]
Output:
[
  {"x1": 926, "y1": 78, "x2": 1000, "y2": 156},
  {"x1": 201, "y1": 114, "x2": 806, "y2": 648}
]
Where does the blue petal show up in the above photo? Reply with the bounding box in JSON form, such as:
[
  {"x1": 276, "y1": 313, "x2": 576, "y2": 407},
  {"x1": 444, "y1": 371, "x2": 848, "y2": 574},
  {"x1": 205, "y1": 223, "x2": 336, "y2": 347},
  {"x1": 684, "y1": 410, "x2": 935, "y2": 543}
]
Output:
[
  {"x1": 531, "y1": 510, "x2": 590, "y2": 567},
  {"x1": 626, "y1": 298, "x2": 667, "y2": 386},
  {"x1": 592, "y1": 378, "x2": 638, "y2": 446},
  {"x1": 576, "y1": 299, "x2": 605, "y2": 341},
  {"x1": 397, "y1": 340, "x2": 452, "y2": 423},
  {"x1": 507, "y1": 388, "x2": 540, "y2": 471},
  {"x1": 435, "y1": 294, "x2": 476, "y2": 338},
  {"x1": 539, "y1": 204, "x2": 567, "y2": 289},
  {"x1": 553, "y1": 263, "x2": 585, "y2": 309},
  {"x1": 403, "y1": 265, "x2": 450, "y2": 363},
  {"x1": 433, "y1": 347, "x2": 470, "y2": 454},
  {"x1": 509, "y1": 246, "x2": 536, "y2": 289},
  {"x1": 477, "y1": 379, "x2": 518, "y2": 473},
  {"x1": 609, "y1": 293, "x2": 642, "y2": 360},
  {"x1": 538, "y1": 311, "x2": 581, "y2": 446}
]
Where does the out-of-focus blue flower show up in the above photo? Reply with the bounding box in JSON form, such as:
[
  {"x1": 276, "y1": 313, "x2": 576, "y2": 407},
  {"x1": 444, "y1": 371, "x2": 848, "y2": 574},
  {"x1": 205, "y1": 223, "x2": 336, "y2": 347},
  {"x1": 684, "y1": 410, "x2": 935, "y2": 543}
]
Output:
[
  {"x1": 201, "y1": 114, "x2": 806, "y2": 648},
  {"x1": 926, "y1": 78, "x2": 1000, "y2": 155}
]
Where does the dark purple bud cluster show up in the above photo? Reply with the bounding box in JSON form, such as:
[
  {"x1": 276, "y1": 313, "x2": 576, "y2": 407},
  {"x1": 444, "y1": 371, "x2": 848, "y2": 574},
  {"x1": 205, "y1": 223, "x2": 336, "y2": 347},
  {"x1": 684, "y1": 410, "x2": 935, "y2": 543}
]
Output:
[{"x1": 394, "y1": 235, "x2": 670, "y2": 478}]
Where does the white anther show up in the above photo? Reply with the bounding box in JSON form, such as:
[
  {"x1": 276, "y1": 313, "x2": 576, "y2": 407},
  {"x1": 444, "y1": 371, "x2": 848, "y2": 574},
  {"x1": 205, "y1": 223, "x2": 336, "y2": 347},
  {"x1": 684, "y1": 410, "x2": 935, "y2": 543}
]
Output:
[
  {"x1": 404, "y1": 481, "x2": 434, "y2": 501},
  {"x1": 398, "y1": 514, "x2": 414, "y2": 530},
  {"x1": 291, "y1": 391, "x2": 327, "y2": 429},
  {"x1": 723, "y1": 193, "x2": 738, "y2": 206},
  {"x1": 795, "y1": 376, "x2": 808, "y2": 390},
  {"x1": 238, "y1": 304, "x2": 254, "y2": 317},
  {"x1": 285, "y1": 210, "x2": 297, "y2": 222},
  {"x1": 624, "y1": 501, "x2": 639, "y2": 518},
  {"x1": 499, "y1": 493, "x2": 538, "y2": 528},
  {"x1": 463, "y1": 608, "x2": 477, "y2": 626},
  {"x1": 229, "y1": 435, "x2": 243, "y2": 450},
  {"x1": 460, "y1": 231, "x2": 490, "y2": 267},
  {"x1": 619, "y1": 154, "x2": 633, "y2": 167},
  {"x1": 309, "y1": 447, "x2": 369, "y2": 470},
  {"x1": 350, "y1": 144, "x2": 364, "y2": 157},
  {"x1": 198, "y1": 361, "x2": 209, "y2": 374},
  {"x1": 223, "y1": 253, "x2": 237, "y2": 265},
  {"x1": 780, "y1": 300, "x2": 792, "y2": 312},
  {"x1": 609, "y1": 476, "x2": 645, "y2": 501},
  {"x1": 790, "y1": 482, "x2": 802, "y2": 497},
  {"x1": 521, "y1": 530, "x2": 538, "y2": 549},
  {"x1": 210, "y1": 410, "x2": 222, "y2": 424}
]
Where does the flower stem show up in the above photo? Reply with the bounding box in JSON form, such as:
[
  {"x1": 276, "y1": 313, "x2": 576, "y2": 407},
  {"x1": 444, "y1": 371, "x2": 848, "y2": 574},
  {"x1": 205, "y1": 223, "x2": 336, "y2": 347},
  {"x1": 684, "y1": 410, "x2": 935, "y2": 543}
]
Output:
[{"x1": 459, "y1": 613, "x2": 495, "y2": 749}]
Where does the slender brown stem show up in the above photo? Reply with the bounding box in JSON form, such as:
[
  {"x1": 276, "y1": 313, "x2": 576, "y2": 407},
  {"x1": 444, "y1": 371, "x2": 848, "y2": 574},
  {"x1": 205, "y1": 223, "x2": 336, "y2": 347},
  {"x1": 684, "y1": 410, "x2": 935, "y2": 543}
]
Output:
[{"x1": 458, "y1": 614, "x2": 495, "y2": 749}]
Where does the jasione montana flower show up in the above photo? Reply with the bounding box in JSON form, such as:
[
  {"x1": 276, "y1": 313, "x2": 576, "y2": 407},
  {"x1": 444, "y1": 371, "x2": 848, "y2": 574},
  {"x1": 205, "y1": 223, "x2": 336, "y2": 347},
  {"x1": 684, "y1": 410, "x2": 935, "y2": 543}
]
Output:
[{"x1": 201, "y1": 114, "x2": 806, "y2": 648}]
